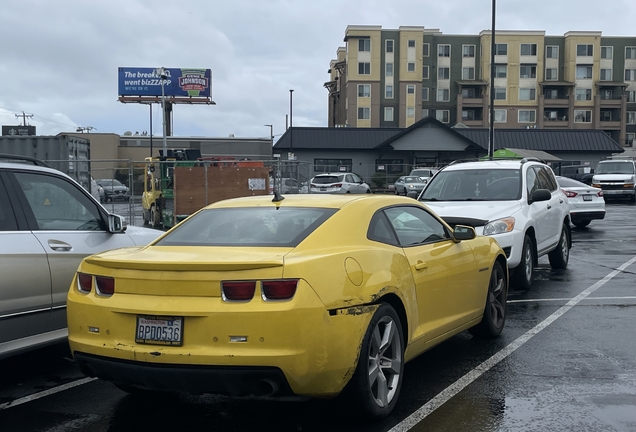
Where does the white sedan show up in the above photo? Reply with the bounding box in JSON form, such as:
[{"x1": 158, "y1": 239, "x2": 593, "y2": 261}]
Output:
[{"x1": 556, "y1": 176, "x2": 605, "y2": 228}]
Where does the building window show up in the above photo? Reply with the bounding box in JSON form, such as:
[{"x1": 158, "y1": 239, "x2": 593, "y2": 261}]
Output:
[
  {"x1": 421, "y1": 109, "x2": 430, "y2": 118},
  {"x1": 494, "y1": 109, "x2": 507, "y2": 123},
  {"x1": 520, "y1": 43, "x2": 537, "y2": 56},
  {"x1": 462, "y1": 88, "x2": 476, "y2": 98},
  {"x1": 518, "y1": 110, "x2": 536, "y2": 123},
  {"x1": 384, "y1": 107, "x2": 394, "y2": 122},
  {"x1": 577, "y1": 44, "x2": 593, "y2": 56},
  {"x1": 358, "y1": 39, "x2": 370, "y2": 52},
  {"x1": 519, "y1": 88, "x2": 536, "y2": 101},
  {"x1": 436, "y1": 110, "x2": 450, "y2": 123},
  {"x1": 422, "y1": 87, "x2": 429, "y2": 101},
  {"x1": 574, "y1": 110, "x2": 592, "y2": 123},
  {"x1": 494, "y1": 88, "x2": 507, "y2": 100},
  {"x1": 357, "y1": 84, "x2": 370, "y2": 97},
  {"x1": 386, "y1": 63, "x2": 393, "y2": 76},
  {"x1": 628, "y1": 91, "x2": 636, "y2": 102},
  {"x1": 600, "y1": 69, "x2": 612, "y2": 81},
  {"x1": 358, "y1": 62, "x2": 371, "y2": 75},
  {"x1": 546, "y1": 46, "x2": 559, "y2": 59},
  {"x1": 386, "y1": 40, "x2": 394, "y2": 53},
  {"x1": 545, "y1": 89, "x2": 558, "y2": 99},
  {"x1": 627, "y1": 112, "x2": 636, "y2": 125},
  {"x1": 601, "y1": 46, "x2": 613, "y2": 59},
  {"x1": 375, "y1": 159, "x2": 404, "y2": 174},
  {"x1": 314, "y1": 159, "x2": 352, "y2": 173},
  {"x1": 495, "y1": 44, "x2": 507, "y2": 55},
  {"x1": 625, "y1": 69, "x2": 636, "y2": 81},
  {"x1": 357, "y1": 107, "x2": 370, "y2": 120},
  {"x1": 407, "y1": 62, "x2": 415, "y2": 72},
  {"x1": 462, "y1": 110, "x2": 475, "y2": 121},
  {"x1": 408, "y1": 39, "x2": 415, "y2": 48},
  {"x1": 575, "y1": 88, "x2": 592, "y2": 100},
  {"x1": 407, "y1": 107, "x2": 415, "y2": 118},
  {"x1": 600, "y1": 111, "x2": 612, "y2": 122},
  {"x1": 519, "y1": 65, "x2": 537, "y2": 79},
  {"x1": 423, "y1": 43, "x2": 430, "y2": 57},
  {"x1": 407, "y1": 85, "x2": 415, "y2": 94},
  {"x1": 438, "y1": 67, "x2": 450, "y2": 80},
  {"x1": 437, "y1": 89, "x2": 450, "y2": 102},
  {"x1": 494, "y1": 64, "x2": 507, "y2": 78},
  {"x1": 627, "y1": 133, "x2": 635, "y2": 147},
  {"x1": 625, "y1": 47, "x2": 636, "y2": 59},
  {"x1": 462, "y1": 67, "x2": 475, "y2": 80},
  {"x1": 463, "y1": 45, "x2": 475, "y2": 58},
  {"x1": 422, "y1": 66, "x2": 429, "y2": 79},
  {"x1": 385, "y1": 85, "x2": 393, "y2": 99},
  {"x1": 576, "y1": 65, "x2": 593, "y2": 79},
  {"x1": 438, "y1": 44, "x2": 450, "y2": 57},
  {"x1": 545, "y1": 68, "x2": 558, "y2": 81}
]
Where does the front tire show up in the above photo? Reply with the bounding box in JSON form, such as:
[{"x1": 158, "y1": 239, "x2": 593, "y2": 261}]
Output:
[
  {"x1": 345, "y1": 303, "x2": 404, "y2": 420},
  {"x1": 469, "y1": 260, "x2": 507, "y2": 338},
  {"x1": 548, "y1": 224, "x2": 570, "y2": 269},
  {"x1": 512, "y1": 235, "x2": 534, "y2": 290}
]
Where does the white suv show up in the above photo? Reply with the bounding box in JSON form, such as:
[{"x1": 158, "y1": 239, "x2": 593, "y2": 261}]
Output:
[
  {"x1": 418, "y1": 158, "x2": 571, "y2": 290},
  {"x1": 309, "y1": 173, "x2": 371, "y2": 194}
]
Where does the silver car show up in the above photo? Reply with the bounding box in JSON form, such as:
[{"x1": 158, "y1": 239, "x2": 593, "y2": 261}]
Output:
[
  {"x1": 394, "y1": 176, "x2": 428, "y2": 196},
  {"x1": 0, "y1": 157, "x2": 162, "y2": 359},
  {"x1": 309, "y1": 173, "x2": 371, "y2": 194}
]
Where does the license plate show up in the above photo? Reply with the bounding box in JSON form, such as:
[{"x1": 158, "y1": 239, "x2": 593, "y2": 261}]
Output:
[
  {"x1": 320, "y1": 188, "x2": 327, "y2": 191},
  {"x1": 583, "y1": 195, "x2": 593, "y2": 201},
  {"x1": 135, "y1": 315, "x2": 183, "y2": 346}
]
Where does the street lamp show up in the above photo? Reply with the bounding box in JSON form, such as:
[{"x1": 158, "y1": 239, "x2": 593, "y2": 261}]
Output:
[
  {"x1": 155, "y1": 67, "x2": 169, "y2": 158},
  {"x1": 488, "y1": 0, "x2": 496, "y2": 159},
  {"x1": 289, "y1": 89, "x2": 294, "y2": 159}
]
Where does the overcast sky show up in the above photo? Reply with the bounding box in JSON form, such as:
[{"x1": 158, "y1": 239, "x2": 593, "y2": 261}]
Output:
[{"x1": 1, "y1": 0, "x2": 634, "y2": 141}]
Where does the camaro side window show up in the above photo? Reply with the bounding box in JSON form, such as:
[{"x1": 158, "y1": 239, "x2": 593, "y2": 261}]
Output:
[{"x1": 384, "y1": 206, "x2": 449, "y2": 246}]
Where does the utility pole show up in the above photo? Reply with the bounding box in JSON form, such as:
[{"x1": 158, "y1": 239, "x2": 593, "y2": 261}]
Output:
[
  {"x1": 76, "y1": 126, "x2": 96, "y2": 133},
  {"x1": 156, "y1": 67, "x2": 169, "y2": 158},
  {"x1": 488, "y1": 0, "x2": 496, "y2": 160},
  {"x1": 15, "y1": 112, "x2": 33, "y2": 126}
]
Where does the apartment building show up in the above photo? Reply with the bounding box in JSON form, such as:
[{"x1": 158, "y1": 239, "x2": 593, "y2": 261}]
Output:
[{"x1": 325, "y1": 26, "x2": 636, "y2": 148}]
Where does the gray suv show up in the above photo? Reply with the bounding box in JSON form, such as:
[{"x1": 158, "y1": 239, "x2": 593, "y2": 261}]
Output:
[{"x1": 0, "y1": 155, "x2": 162, "y2": 359}]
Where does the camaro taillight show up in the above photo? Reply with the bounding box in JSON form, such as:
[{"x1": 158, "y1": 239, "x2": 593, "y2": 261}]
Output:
[
  {"x1": 77, "y1": 273, "x2": 93, "y2": 293},
  {"x1": 96, "y1": 276, "x2": 115, "y2": 296},
  {"x1": 561, "y1": 188, "x2": 578, "y2": 198},
  {"x1": 222, "y1": 281, "x2": 256, "y2": 301},
  {"x1": 262, "y1": 280, "x2": 298, "y2": 300}
]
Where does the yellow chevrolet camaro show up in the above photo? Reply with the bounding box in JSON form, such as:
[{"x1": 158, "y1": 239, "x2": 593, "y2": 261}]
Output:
[{"x1": 67, "y1": 193, "x2": 508, "y2": 419}]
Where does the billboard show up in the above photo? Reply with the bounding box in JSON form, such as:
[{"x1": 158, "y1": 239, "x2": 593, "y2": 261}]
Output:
[
  {"x1": 2, "y1": 125, "x2": 37, "y2": 136},
  {"x1": 118, "y1": 67, "x2": 211, "y2": 98}
]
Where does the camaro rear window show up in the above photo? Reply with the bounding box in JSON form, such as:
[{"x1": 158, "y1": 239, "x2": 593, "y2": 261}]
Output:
[{"x1": 155, "y1": 207, "x2": 337, "y2": 247}]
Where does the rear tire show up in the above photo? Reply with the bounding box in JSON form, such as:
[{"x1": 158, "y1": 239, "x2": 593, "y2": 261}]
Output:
[
  {"x1": 344, "y1": 303, "x2": 404, "y2": 420},
  {"x1": 548, "y1": 224, "x2": 570, "y2": 269},
  {"x1": 512, "y1": 235, "x2": 534, "y2": 290},
  {"x1": 469, "y1": 260, "x2": 507, "y2": 338}
]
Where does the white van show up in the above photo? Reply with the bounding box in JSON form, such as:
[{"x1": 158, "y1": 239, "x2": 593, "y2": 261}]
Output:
[{"x1": 591, "y1": 156, "x2": 636, "y2": 202}]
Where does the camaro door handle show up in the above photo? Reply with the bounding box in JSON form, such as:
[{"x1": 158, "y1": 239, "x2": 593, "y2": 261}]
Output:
[
  {"x1": 414, "y1": 261, "x2": 428, "y2": 271},
  {"x1": 48, "y1": 239, "x2": 72, "y2": 252}
]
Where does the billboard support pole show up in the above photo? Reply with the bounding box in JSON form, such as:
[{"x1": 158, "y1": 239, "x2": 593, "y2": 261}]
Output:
[
  {"x1": 156, "y1": 67, "x2": 168, "y2": 158},
  {"x1": 149, "y1": 103, "x2": 153, "y2": 157}
]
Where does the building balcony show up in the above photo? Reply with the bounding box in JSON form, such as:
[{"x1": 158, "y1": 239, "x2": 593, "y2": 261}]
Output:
[
  {"x1": 598, "y1": 97, "x2": 622, "y2": 107},
  {"x1": 461, "y1": 119, "x2": 485, "y2": 127},
  {"x1": 543, "y1": 97, "x2": 570, "y2": 107},
  {"x1": 599, "y1": 120, "x2": 621, "y2": 129},
  {"x1": 542, "y1": 119, "x2": 569, "y2": 128},
  {"x1": 461, "y1": 97, "x2": 484, "y2": 107}
]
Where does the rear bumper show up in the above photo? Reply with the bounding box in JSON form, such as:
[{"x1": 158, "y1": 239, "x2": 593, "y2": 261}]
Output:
[
  {"x1": 74, "y1": 352, "x2": 296, "y2": 398},
  {"x1": 570, "y1": 210, "x2": 605, "y2": 223},
  {"x1": 600, "y1": 189, "x2": 635, "y2": 197}
]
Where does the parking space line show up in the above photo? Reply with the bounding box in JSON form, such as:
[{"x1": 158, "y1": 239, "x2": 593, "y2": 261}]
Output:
[
  {"x1": 0, "y1": 377, "x2": 97, "y2": 411},
  {"x1": 389, "y1": 255, "x2": 636, "y2": 432},
  {"x1": 508, "y1": 296, "x2": 636, "y2": 304}
]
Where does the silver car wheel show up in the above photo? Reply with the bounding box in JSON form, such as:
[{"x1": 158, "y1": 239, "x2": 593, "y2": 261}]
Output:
[
  {"x1": 559, "y1": 230, "x2": 569, "y2": 262},
  {"x1": 367, "y1": 316, "x2": 402, "y2": 408}
]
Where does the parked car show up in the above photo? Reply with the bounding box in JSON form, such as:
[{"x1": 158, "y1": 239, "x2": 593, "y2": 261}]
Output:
[
  {"x1": 0, "y1": 156, "x2": 162, "y2": 359},
  {"x1": 96, "y1": 178, "x2": 130, "y2": 202},
  {"x1": 67, "y1": 194, "x2": 508, "y2": 420},
  {"x1": 394, "y1": 176, "x2": 428, "y2": 196},
  {"x1": 418, "y1": 158, "x2": 571, "y2": 290},
  {"x1": 591, "y1": 156, "x2": 636, "y2": 202},
  {"x1": 556, "y1": 176, "x2": 605, "y2": 228},
  {"x1": 309, "y1": 172, "x2": 371, "y2": 194},
  {"x1": 555, "y1": 164, "x2": 594, "y2": 185},
  {"x1": 409, "y1": 167, "x2": 439, "y2": 180}
]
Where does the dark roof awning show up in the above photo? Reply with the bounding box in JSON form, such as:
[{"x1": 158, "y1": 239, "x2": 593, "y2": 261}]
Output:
[{"x1": 456, "y1": 80, "x2": 489, "y2": 87}]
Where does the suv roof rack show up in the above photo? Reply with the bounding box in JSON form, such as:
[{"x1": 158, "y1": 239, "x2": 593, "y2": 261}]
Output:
[{"x1": 0, "y1": 154, "x2": 51, "y2": 168}]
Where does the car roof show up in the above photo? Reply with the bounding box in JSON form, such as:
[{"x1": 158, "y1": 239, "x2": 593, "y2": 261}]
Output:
[
  {"x1": 0, "y1": 161, "x2": 75, "y2": 180},
  {"x1": 440, "y1": 159, "x2": 542, "y2": 171},
  {"x1": 205, "y1": 194, "x2": 412, "y2": 210}
]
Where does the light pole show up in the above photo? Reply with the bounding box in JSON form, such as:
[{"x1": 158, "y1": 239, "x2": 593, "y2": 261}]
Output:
[
  {"x1": 488, "y1": 0, "x2": 496, "y2": 159},
  {"x1": 289, "y1": 89, "x2": 294, "y2": 159},
  {"x1": 265, "y1": 124, "x2": 275, "y2": 191},
  {"x1": 155, "y1": 67, "x2": 168, "y2": 158}
]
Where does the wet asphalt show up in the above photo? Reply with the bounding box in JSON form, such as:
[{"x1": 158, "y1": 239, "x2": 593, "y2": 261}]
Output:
[{"x1": 0, "y1": 200, "x2": 634, "y2": 432}]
